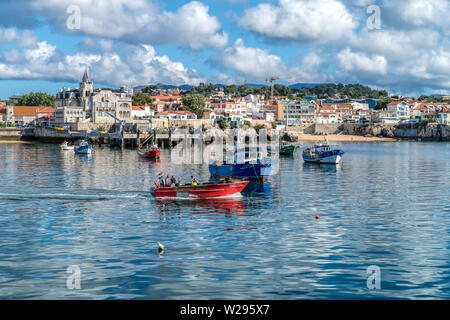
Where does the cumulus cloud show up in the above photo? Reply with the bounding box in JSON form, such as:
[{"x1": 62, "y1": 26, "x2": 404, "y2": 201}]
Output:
[
  {"x1": 22, "y1": 0, "x2": 228, "y2": 49},
  {"x1": 381, "y1": 0, "x2": 450, "y2": 33},
  {"x1": 0, "y1": 28, "x2": 205, "y2": 87},
  {"x1": 219, "y1": 39, "x2": 285, "y2": 78},
  {"x1": 218, "y1": 38, "x2": 328, "y2": 83},
  {"x1": 337, "y1": 49, "x2": 387, "y2": 75},
  {"x1": 240, "y1": 0, "x2": 356, "y2": 43}
]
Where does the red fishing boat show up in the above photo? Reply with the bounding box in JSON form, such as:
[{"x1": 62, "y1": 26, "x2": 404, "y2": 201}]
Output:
[
  {"x1": 137, "y1": 145, "x2": 161, "y2": 159},
  {"x1": 152, "y1": 180, "x2": 249, "y2": 199}
]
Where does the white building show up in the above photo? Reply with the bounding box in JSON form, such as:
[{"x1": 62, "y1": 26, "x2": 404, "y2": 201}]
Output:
[
  {"x1": 158, "y1": 110, "x2": 197, "y2": 120},
  {"x1": 387, "y1": 101, "x2": 410, "y2": 121},
  {"x1": 54, "y1": 70, "x2": 133, "y2": 125},
  {"x1": 132, "y1": 105, "x2": 154, "y2": 120}
]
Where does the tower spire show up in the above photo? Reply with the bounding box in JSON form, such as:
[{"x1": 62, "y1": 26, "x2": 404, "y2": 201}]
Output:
[{"x1": 82, "y1": 68, "x2": 90, "y2": 83}]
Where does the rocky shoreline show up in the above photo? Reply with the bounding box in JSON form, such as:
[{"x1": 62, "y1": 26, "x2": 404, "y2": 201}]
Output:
[{"x1": 284, "y1": 123, "x2": 449, "y2": 142}]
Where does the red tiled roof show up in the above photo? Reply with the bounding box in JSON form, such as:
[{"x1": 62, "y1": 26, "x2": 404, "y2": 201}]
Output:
[
  {"x1": 14, "y1": 106, "x2": 54, "y2": 116},
  {"x1": 159, "y1": 110, "x2": 194, "y2": 115},
  {"x1": 387, "y1": 101, "x2": 404, "y2": 106},
  {"x1": 319, "y1": 106, "x2": 335, "y2": 111}
]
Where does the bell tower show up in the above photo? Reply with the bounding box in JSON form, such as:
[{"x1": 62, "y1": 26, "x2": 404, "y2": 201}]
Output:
[{"x1": 80, "y1": 69, "x2": 93, "y2": 111}]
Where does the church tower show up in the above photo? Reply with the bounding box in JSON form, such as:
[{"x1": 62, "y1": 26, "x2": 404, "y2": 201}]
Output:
[{"x1": 80, "y1": 69, "x2": 93, "y2": 111}]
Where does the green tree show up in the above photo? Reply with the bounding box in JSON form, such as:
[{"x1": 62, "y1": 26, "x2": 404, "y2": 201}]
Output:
[
  {"x1": 375, "y1": 97, "x2": 393, "y2": 110},
  {"x1": 132, "y1": 93, "x2": 153, "y2": 106},
  {"x1": 141, "y1": 85, "x2": 158, "y2": 94},
  {"x1": 216, "y1": 117, "x2": 227, "y2": 130},
  {"x1": 181, "y1": 94, "x2": 206, "y2": 118},
  {"x1": 17, "y1": 92, "x2": 55, "y2": 107}
]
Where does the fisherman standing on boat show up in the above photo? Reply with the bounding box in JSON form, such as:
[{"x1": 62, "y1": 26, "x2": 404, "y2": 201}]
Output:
[
  {"x1": 191, "y1": 176, "x2": 198, "y2": 186},
  {"x1": 170, "y1": 176, "x2": 177, "y2": 187}
]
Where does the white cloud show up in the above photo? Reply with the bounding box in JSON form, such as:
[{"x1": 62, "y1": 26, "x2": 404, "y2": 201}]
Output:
[
  {"x1": 240, "y1": 0, "x2": 356, "y2": 43},
  {"x1": 30, "y1": 0, "x2": 228, "y2": 49},
  {"x1": 218, "y1": 39, "x2": 328, "y2": 83},
  {"x1": 337, "y1": 48, "x2": 387, "y2": 75},
  {"x1": 220, "y1": 39, "x2": 285, "y2": 79},
  {"x1": 0, "y1": 29, "x2": 205, "y2": 87}
]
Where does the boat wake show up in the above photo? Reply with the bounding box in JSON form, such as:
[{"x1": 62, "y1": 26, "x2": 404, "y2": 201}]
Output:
[{"x1": 0, "y1": 189, "x2": 149, "y2": 201}]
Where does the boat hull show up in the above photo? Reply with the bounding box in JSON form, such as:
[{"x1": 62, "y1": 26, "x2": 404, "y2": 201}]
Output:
[
  {"x1": 74, "y1": 145, "x2": 94, "y2": 154},
  {"x1": 137, "y1": 149, "x2": 161, "y2": 159},
  {"x1": 152, "y1": 181, "x2": 249, "y2": 199},
  {"x1": 208, "y1": 163, "x2": 271, "y2": 181},
  {"x1": 280, "y1": 145, "x2": 299, "y2": 156},
  {"x1": 303, "y1": 150, "x2": 344, "y2": 164}
]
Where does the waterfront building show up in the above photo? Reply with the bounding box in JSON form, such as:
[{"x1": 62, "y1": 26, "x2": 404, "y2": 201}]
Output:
[
  {"x1": 0, "y1": 105, "x2": 6, "y2": 121},
  {"x1": 224, "y1": 112, "x2": 245, "y2": 127},
  {"x1": 202, "y1": 111, "x2": 222, "y2": 126},
  {"x1": 372, "y1": 110, "x2": 399, "y2": 124},
  {"x1": 387, "y1": 101, "x2": 411, "y2": 121},
  {"x1": 435, "y1": 108, "x2": 449, "y2": 125},
  {"x1": 54, "y1": 70, "x2": 133, "y2": 126},
  {"x1": 132, "y1": 105, "x2": 155, "y2": 120},
  {"x1": 151, "y1": 96, "x2": 182, "y2": 113},
  {"x1": 4, "y1": 105, "x2": 54, "y2": 125},
  {"x1": 208, "y1": 99, "x2": 247, "y2": 116},
  {"x1": 283, "y1": 100, "x2": 316, "y2": 125},
  {"x1": 316, "y1": 106, "x2": 338, "y2": 124},
  {"x1": 157, "y1": 110, "x2": 197, "y2": 120}
]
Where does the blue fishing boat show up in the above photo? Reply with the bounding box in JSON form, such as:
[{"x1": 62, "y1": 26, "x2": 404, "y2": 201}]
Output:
[
  {"x1": 302, "y1": 138, "x2": 344, "y2": 164},
  {"x1": 74, "y1": 140, "x2": 94, "y2": 154},
  {"x1": 209, "y1": 160, "x2": 272, "y2": 182}
]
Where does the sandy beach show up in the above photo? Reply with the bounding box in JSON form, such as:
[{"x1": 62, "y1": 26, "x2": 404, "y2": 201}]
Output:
[
  {"x1": 0, "y1": 139, "x2": 35, "y2": 144},
  {"x1": 295, "y1": 133, "x2": 397, "y2": 143}
]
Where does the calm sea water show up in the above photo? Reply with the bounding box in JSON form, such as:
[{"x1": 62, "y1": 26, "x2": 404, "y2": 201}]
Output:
[{"x1": 0, "y1": 142, "x2": 449, "y2": 300}]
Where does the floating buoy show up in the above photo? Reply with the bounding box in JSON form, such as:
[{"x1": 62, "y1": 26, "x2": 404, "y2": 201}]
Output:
[
  {"x1": 315, "y1": 215, "x2": 319, "y2": 220},
  {"x1": 158, "y1": 242, "x2": 164, "y2": 253}
]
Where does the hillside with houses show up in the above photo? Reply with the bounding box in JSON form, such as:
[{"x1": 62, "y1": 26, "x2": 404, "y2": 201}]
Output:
[{"x1": 1, "y1": 73, "x2": 449, "y2": 133}]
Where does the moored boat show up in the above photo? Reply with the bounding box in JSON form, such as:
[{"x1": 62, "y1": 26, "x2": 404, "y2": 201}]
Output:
[
  {"x1": 151, "y1": 180, "x2": 249, "y2": 199},
  {"x1": 60, "y1": 141, "x2": 74, "y2": 151},
  {"x1": 74, "y1": 140, "x2": 94, "y2": 154},
  {"x1": 302, "y1": 139, "x2": 344, "y2": 164},
  {"x1": 209, "y1": 161, "x2": 272, "y2": 182},
  {"x1": 137, "y1": 145, "x2": 161, "y2": 159},
  {"x1": 279, "y1": 142, "x2": 300, "y2": 156}
]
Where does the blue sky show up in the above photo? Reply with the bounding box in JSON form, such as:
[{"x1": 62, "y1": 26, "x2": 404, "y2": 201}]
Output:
[{"x1": 0, "y1": 0, "x2": 449, "y2": 99}]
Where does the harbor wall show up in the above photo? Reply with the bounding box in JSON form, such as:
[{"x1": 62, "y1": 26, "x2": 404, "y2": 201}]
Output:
[{"x1": 0, "y1": 128, "x2": 23, "y2": 138}]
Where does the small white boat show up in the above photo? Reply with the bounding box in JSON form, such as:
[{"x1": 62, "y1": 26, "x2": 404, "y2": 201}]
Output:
[{"x1": 60, "y1": 141, "x2": 74, "y2": 151}]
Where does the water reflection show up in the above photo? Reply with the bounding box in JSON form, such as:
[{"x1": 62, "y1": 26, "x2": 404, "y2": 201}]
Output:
[{"x1": 155, "y1": 198, "x2": 247, "y2": 216}]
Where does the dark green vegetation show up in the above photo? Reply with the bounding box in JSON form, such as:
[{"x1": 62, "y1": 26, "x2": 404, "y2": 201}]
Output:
[
  {"x1": 14, "y1": 92, "x2": 56, "y2": 107},
  {"x1": 132, "y1": 93, "x2": 153, "y2": 106},
  {"x1": 183, "y1": 83, "x2": 389, "y2": 100}
]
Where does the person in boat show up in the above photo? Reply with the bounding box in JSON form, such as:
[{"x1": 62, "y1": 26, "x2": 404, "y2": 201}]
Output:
[
  {"x1": 191, "y1": 176, "x2": 198, "y2": 186},
  {"x1": 176, "y1": 177, "x2": 181, "y2": 186},
  {"x1": 158, "y1": 175, "x2": 165, "y2": 187},
  {"x1": 170, "y1": 176, "x2": 177, "y2": 187},
  {"x1": 165, "y1": 175, "x2": 171, "y2": 187}
]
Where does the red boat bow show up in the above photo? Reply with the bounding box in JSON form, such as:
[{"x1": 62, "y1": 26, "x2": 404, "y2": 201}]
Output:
[{"x1": 137, "y1": 146, "x2": 161, "y2": 159}]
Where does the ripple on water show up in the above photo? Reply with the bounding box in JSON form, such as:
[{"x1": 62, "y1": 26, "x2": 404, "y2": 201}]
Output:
[{"x1": 0, "y1": 142, "x2": 449, "y2": 299}]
